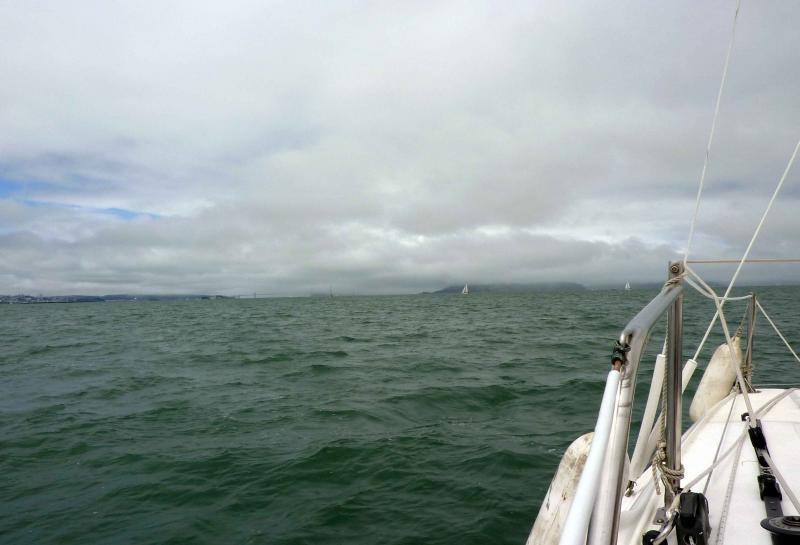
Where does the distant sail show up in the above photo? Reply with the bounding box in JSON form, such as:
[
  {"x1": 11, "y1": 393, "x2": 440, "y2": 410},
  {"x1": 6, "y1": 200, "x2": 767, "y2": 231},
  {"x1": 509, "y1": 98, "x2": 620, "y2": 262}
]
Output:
[
  {"x1": 625, "y1": 281, "x2": 631, "y2": 291},
  {"x1": 462, "y1": 283, "x2": 469, "y2": 295}
]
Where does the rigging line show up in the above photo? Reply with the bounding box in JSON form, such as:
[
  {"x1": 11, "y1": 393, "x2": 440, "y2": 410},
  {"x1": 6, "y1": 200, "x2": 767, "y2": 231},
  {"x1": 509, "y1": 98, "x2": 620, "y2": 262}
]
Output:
[
  {"x1": 687, "y1": 258, "x2": 800, "y2": 264},
  {"x1": 702, "y1": 394, "x2": 737, "y2": 495},
  {"x1": 684, "y1": 0, "x2": 742, "y2": 264},
  {"x1": 684, "y1": 270, "x2": 719, "y2": 361},
  {"x1": 761, "y1": 450, "x2": 800, "y2": 514},
  {"x1": 756, "y1": 301, "x2": 800, "y2": 364},
  {"x1": 692, "y1": 311, "x2": 718, "y2": 362},
  {"x1": 685, "y1": 275, "x2": 752, "y2": 302},
  {"x1": 685, "y1": 133, "x2": 800, "y2": 393},
  {"x1": 676, "y1": 388, "x2": 797, "y2": 499},
  {"x1": 684, "y1": 273, "x2": 716, "y2": 299},
  {"x1": 684, "y1": 266, "x2": 750, "y2": 362},
  {"x1": 684, "y1": 266, "x2": 755, "y2": 419},
  {"x1": 719, "y1": 137, "x2": 800, "y2": 303},
  {"x1": 659, "y1": 392, "x2": 789, "y2": 540},
  {"x1": 713, "y1": 427, "x2": 745, "y2": 545},
  {"x1": 713, "y1": 296, "x2": 755, "y2": 413}
]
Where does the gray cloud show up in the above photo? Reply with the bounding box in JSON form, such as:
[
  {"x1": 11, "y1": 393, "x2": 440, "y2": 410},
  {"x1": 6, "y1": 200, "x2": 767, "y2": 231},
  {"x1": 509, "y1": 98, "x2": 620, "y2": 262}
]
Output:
[{"x1": 0, "y1": 0, "x2": 798, "y2": 294}]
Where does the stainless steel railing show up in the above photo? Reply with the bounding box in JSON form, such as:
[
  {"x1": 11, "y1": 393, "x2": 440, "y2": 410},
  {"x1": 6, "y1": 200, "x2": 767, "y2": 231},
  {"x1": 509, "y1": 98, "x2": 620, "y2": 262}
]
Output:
[{"x1": 585, "y1": 263, "x2": 684, "y2": 545}]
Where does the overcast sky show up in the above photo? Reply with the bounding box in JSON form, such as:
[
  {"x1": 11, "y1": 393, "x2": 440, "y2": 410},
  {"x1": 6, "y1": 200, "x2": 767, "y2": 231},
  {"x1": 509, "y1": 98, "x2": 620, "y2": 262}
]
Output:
[{"x1": 1, "y1": 0, "x2": 799, "y2": 295}]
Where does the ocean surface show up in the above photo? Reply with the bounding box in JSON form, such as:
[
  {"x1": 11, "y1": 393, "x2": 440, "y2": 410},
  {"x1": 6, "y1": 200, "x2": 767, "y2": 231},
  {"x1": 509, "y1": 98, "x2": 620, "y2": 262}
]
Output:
[{"x1": 3, "y1": 287, "x2": 800, "y2": 545}]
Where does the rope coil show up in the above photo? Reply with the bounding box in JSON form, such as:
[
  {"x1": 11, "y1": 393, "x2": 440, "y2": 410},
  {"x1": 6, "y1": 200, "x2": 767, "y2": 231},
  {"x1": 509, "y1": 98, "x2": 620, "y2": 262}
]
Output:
[{"x1": 651, "y1": 440, "x2": 685, "y2": 497}]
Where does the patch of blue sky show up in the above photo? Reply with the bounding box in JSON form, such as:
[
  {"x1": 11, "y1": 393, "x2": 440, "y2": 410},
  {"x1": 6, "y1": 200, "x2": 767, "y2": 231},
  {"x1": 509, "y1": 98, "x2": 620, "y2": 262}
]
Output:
[
  {"x1": 0, "y1": 177, "x2": 56, "y2": 198},
  {"x1": 0, "y1": 179, "x2": 15, "y2": 197},
  {"x1": 17, "y1": 199, "x2": 160, "y2": 220},
  {"x1": 103, "y1": 207, "x2": 160, "y2": 220}
]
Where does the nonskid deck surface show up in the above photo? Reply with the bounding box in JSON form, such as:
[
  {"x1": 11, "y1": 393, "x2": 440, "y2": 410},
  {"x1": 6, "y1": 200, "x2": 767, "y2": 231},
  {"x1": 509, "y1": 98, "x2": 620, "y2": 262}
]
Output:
[{"x1": 619, "y1": 388, "x2": 800, "y2": 545}]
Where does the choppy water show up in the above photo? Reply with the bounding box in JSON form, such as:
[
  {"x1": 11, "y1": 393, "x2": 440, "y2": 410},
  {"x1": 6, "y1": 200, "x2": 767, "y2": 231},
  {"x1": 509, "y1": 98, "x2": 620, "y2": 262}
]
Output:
[{"x1": 3, "y1": 287, "x2": 800, "y2": 545}]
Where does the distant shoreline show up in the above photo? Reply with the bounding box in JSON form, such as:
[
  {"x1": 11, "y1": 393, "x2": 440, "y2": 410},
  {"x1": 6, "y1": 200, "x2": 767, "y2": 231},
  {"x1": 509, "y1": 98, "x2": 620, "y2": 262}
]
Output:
[
  {"x1": 4, "y1": 283, "x2": 798, "y2": 304},
  {"x1": 0, "y1": 294, "x2": 230, "y2": 304}
]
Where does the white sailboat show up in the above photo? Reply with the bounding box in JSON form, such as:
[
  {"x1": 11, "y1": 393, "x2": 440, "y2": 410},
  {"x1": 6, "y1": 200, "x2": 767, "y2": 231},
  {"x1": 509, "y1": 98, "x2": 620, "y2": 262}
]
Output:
[
  {"x1": 624, "y1": 281, "x2": 631, "y2": 291},
  {"x1": 461, "y1": 283, "x2": 469, "y2": 295},
  {"x1": 528, "y1": 4, "x2": 800, "y2": 545}
]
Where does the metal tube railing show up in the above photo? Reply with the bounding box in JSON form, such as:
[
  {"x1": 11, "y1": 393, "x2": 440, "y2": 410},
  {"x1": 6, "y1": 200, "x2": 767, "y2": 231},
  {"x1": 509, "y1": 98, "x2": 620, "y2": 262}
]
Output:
[
  {"x1": 587, "y1": 267, "x2": 684, "y2": 545},
  {"x1": 558, "y1": 369, "x2": 622, "y2": 545},
  {"x1": 745, "y1": 293, "x2": 756, "y2": 387},
  {"x1": 628, "y1": 352, "x2": 665, "y2": 481},
  {"x1": 664, "y1": 263, "x2": 684, "y2": 505}
]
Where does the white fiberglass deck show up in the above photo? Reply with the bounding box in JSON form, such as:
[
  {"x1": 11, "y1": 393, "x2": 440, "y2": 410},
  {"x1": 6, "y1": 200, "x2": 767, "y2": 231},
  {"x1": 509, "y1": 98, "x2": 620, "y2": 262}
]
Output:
[{"x1": 619, "y1": 388, "x2": 800, "y2": 545}]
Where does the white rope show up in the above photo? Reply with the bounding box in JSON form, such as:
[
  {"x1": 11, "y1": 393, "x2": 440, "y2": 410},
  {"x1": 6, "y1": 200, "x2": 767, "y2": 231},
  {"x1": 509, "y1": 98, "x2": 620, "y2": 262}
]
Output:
[
  {"x1": 630, "y1": 356, "x2": 697, "y2": 483},
  {"x1": 682, "y1": 273, "x2": 750, "y2": 362},
  {"x1": 717, "y1": 137, "x2": 800, "y2": 303},
  {"x1": 676, "y1": 388, "x2": 797, "y2": 498},
  {"x1": 756, "y1": 301, "x2": 800, "y2": 364},
  {"x1": 652, "y1": 353, "x2": 684, "y2": 497},
  {"x1": 702, "y1": 395, "x2": 737, "y2": 495},
  {"x1": 684, "y1": 275, "x2": 752, "y2": 302},
  {"x1": 689, "y1": 137, "x2": 800, "y2": 401},
  {"x1": 713, "y1": 425, "x2": 745, "y2": 545},
  {"x1": 691, "y1": 309, "x2": 719, "y2": 362},
  {"x1": 683, "y1": 274, "x2": 751, "y2": 362},
  {"x1": 684, "y1": 0, "x2": 742, "y2": 264},
  {"x1": 683, "y1": 266, "x2": 755, "y2": 419},
  {"x1": 641, "y1": 388, "x2": 797, "y2": 537},
  {"x1": 678, "y1": 420, "x2": 744, "y2": 492},
  {"x1": 687, "y1": 258, "x2": 800, "y2": 264},
  {"x1": 683, "y1": 273, "x2": 716, "y2": 299},
  {"x1": 681, "y1": 0, "x2": 800, "y2": 369},
  {"x1": 685, "y1": 126, "x2": 800, "y2": 371}
]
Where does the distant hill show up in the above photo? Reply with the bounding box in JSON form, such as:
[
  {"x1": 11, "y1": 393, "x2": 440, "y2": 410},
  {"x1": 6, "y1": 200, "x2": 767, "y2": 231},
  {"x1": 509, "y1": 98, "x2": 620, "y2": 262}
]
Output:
[
  {"x1": 103, "y1": 294, "x2": 215, "y2": 301},
  {"x1": 431, "y1": 282, "x2": 587, "y2": 294},
  {"x1": 1, "y1": 293, "x2": 227, "y2": 304}
]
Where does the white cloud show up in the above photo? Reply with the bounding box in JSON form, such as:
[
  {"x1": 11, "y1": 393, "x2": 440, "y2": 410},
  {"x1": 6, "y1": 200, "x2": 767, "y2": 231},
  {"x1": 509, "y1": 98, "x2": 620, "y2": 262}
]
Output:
[{"x1": 0, "y1": 0, "x2": 798, "y2": 294}]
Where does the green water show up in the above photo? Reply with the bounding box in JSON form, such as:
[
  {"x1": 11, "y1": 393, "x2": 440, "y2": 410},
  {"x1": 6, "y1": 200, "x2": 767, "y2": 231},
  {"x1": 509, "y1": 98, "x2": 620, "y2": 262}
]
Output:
[{"x1": 2, "y1": 288, "x2": 799, "y2": 544}]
